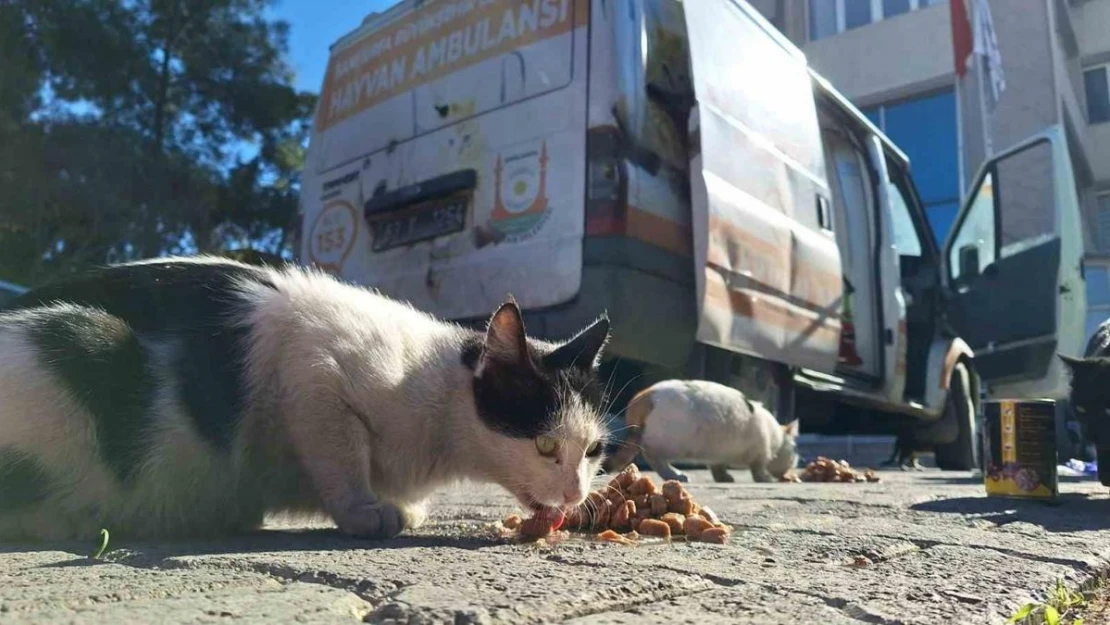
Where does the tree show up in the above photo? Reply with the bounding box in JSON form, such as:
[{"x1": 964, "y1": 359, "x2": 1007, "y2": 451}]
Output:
[{"x1": 0, "y1": 0, "x2": 317, "y2": 286}]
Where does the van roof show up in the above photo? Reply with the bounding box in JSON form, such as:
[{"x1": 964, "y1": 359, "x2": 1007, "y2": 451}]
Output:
[
  {"x1": 323, "y1": 0, "x2": 912, "y2": 173},
  {"x1": 330, "y1": 0, "x2": 413, "y2": 54},
  {"x1": 809, "y1": 69, "x2": 910, "y2": 168}
]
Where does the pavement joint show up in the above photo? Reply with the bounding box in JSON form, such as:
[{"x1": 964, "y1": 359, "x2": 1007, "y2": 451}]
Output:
[{"x1": 722, "y1": 519, "x2": 1103, "y2": 571}]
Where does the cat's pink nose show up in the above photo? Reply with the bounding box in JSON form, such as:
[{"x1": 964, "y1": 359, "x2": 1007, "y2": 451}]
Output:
[{"x1": 563, "y1": 489, "x2": 584, "y2": 505}]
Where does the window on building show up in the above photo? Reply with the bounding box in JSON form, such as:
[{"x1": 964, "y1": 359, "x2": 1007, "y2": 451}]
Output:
[
  {"x1": 863, "y1": 89, "x2": 960, "y2": 243},
  {"x1": 809, "y1": 0, "x2": 941, "y2": 41},
  {"x1": 1084, "y1": 65, "x2": 1110, "y2": 124},
  {"x1": 1098, "y1": 193, "x2": 1110, "y2": 251},
  {"x1": 882, "y1": 0, "x2": 911, "y2": 19}
]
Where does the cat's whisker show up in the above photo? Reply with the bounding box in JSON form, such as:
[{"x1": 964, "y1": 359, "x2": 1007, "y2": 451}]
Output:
[{"x1": 601, "y1": 373, "x2": 645, "y2": 416}]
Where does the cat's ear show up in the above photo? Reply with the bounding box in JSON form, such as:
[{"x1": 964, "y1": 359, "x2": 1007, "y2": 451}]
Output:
[
  {"x1": 481, "y1": 298, "x2": 530, "y2": 368},
  {"x1": 782, "y1": 419, "x2": 800, "y2": 438},
  {"x1": 1059, "y1": 354, "x2": 1088, "y2": 375},
  {"x1": 544, "y1": 314, "x2": 611, "y2": 371}
]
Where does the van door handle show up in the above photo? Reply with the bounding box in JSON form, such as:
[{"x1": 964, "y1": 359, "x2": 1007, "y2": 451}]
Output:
[{"x1": 1060, "y1": 284, "x2": 1072, "y2": 294}]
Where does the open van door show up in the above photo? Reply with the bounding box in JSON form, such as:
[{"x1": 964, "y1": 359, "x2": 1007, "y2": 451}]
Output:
[{"x1": 942, "y1": 128, "x2": 1087, "y2": 398}]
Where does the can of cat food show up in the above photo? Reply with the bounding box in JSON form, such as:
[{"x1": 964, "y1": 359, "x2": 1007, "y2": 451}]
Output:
[{"x1": 983, "y1": 399, "x2": 1059, "y2": 502}]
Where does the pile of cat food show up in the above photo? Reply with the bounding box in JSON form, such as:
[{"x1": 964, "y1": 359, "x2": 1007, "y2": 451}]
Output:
[
  {"x1": 780, "y1": 456, "x2": 881, "y2": 483},
  {"x1": 500, "y1": 464, "x2": 732, "y2": 545}
]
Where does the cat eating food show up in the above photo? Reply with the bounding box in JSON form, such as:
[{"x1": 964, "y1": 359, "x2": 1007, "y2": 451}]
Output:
[
  {"x1": 0, "y1": 256, "x2": 611, "y2": 541},
  {"x1": 602, "y1": 379, "x2": 799, "y2": 483}
]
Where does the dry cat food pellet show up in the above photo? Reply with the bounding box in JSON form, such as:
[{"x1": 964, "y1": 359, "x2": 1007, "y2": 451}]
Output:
[
  {"x1": 699, "y1": 527, "x2": 729, "y2": 544},
  {"x1": 501, "y1": 464, "x2": 732, "y2": 544},
  {"x1": 629, "y1": 476, "x2": 658, "y2": 496},
  {"x1": 660, "y1": 512, "x2": 685, "y2": 534},
  {"x1": 650, "y1": 493, "x2": 668, "y2": 516},
  {"x1": 637, "y1": 518, "x2": 672, "y2": 538},
  {"x1": 596, "y1": 529, "x2": 636, "y2": 545},
  {"x1": 610, "y1": 500, "x2": 634, "y2": 531},
  {"x1": 683, "y1": 515, "x2": 714, "y2": 540}
]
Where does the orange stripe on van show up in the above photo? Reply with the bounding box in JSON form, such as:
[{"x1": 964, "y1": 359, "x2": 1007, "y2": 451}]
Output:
[
  {"x1": 626, "y1": 208, "x2": 692, "y2": 257},
  {"x1": 317, "y1": 0, "x2": 584, "y2": 132},
  {"x1": 703, "y1": 270, "x2": 840, "y2": 340},
  {"x1": 585, "y1": 206, "x2": 693, "y2": 257}
]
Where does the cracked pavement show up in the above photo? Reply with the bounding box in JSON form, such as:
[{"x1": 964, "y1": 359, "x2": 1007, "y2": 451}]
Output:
[{"x1": 3, "y1": 469, "x2": 1110, "y2": 624}]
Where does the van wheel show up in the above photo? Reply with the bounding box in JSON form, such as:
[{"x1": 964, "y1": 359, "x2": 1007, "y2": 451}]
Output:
[{"x1": 934, "y1": 362, "x2": 977, "y2": 471}]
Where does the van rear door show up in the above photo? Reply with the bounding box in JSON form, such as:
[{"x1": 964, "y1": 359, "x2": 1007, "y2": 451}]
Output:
[
  {"x1": 685, "y1": 0, "x2": 844, "y2": 374},
  {"x1": 300, "y1": 0, "x2": 589, "y2": 321},
  {"x1": 942, "y1": 128, "x2": 1087, "y2": 398}
]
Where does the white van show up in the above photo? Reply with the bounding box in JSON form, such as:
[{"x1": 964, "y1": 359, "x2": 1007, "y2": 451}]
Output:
[{"x1": 298, "y1": 0, "x2": 1088, "y2": 471}]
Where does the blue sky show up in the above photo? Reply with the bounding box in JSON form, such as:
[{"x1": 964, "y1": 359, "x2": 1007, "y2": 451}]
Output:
[{"x1": 269, "y1": 0, "x2": 395, "y2": 94}]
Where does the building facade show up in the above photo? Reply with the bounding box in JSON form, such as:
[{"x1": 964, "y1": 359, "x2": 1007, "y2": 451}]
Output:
[{"x1": 750, "y1": 0, "x2": 1110, "y2": 340}]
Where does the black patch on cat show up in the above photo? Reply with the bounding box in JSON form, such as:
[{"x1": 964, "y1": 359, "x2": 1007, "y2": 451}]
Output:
[
  {"x1": 21, "y1": 306, "x2": 155, "y2": 483},
  {"x1": 10, "y1": 259, "x2": 276, "y2": 455},
  {"x1": 0, "y1": 447, "x2": 51, "y2": 509},
  {"x1": 463, "y1": 336, "x2": 607, "y2": 440}
]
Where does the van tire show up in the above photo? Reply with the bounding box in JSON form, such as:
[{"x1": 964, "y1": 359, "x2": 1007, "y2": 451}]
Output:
[{"x1": 934, "y1": 362, "x2": 977, "y2": 471}]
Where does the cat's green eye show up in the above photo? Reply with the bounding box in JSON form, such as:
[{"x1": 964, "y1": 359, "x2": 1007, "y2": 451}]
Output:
[
  {"x1": 1076, "y1": 406, "x2": 1087, "y2": 414},
  {"x1": 535, "y1": 435, "x2": 558, "y2": 457},
  {"x1": 585, "y1": 441, "x2": 603, "y2": 457}
]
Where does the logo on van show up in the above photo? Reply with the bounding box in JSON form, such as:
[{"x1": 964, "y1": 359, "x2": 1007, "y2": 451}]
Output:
[
  {"x1": 490, "y1": 141, "x2": 550, "y2": 242},
  {"x1": 308, "y1": 199, "x2": 358, "y2": 275}
]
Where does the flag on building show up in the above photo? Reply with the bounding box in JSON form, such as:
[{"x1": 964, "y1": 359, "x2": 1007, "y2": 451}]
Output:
[
  {"x1": 950, "y1": 0, "x2": 973, "y2": 78},
  {"x1": 972, "y1": 0, "x2": 1006, "y2": 110}
]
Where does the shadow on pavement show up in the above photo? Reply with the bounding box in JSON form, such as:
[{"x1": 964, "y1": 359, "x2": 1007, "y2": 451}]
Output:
[
  {"x1": 910, "y1": 493, "x2": 1110, "y2": 533},
  {"x1": 2, "y1": 526, "x2": 505, "y2": 568},
  {"x1": 913, "y1": 474, "x2": 1104, "y2": 486}
]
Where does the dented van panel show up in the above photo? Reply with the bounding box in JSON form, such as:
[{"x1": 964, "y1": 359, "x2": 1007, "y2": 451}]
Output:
[{"x1": 685, "y1": 0, "x2": 844, "y2": 374}]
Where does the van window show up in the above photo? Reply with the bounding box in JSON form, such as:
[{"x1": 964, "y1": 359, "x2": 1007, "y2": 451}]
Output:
[
  {"x1": 828, "y1": 138, "x2": 875, "y2": 270},
  {"x1": 996, "y1": 140, "x2": 1055, "y2": 257},
  {"x1": 949, "y1": 171, "x2": 997, "y2": 282},
  {"x1": 885, "y1": 174, "x2": 923, "y2": 257}
]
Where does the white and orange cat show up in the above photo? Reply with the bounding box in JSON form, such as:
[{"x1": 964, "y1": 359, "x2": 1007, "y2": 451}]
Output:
[
  {"x1": 0, "y1": 256, "x2": 611, "y2": 540},
  {"x1": 604, "y1": 379, "x2": 799, "y2": 483}
]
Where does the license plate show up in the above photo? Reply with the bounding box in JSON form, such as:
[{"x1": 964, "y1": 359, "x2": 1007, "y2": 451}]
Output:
[{"x1": 368, "y1": 195, "x2": 468, "y2": 252}]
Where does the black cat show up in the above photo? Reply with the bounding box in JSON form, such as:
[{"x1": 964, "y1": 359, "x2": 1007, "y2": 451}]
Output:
[
  {"x1": 1061, "y1": 319, "x2": 1110, "y2": 485},
  {"x1": 881, "y1": 424, "x2": 926, "y2": 471}
]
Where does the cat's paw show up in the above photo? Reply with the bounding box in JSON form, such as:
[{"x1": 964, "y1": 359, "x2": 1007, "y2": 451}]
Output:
[
  {"x1": 750, "y1": 469, "x2": 775, "y2": 483},
  {"x1": 335, "y1": 501, "x2": 410, "y2": 539},
  {"x1": 710, "y1": 466, "x2": 735, "y2": 483},
  {"x1": 399, "y1": 502, "x2": 429, "y2": 529}
]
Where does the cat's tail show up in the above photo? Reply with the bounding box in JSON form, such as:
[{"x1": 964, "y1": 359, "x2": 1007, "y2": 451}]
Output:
[{"x1": 602, "y1": 386, "x2": 654, "y2": 473}]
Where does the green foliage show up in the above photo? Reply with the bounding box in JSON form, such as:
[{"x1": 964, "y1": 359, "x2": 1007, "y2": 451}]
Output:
[
  {"x1": 1008, "y1": 578, "x2": 1098, "y2": 625},
  {"x1": 0, "y1": 0, "x2": 317, "y2": 285},
  {"x1": 91, "y1": 529, "x2": 110, "y2": 560}
]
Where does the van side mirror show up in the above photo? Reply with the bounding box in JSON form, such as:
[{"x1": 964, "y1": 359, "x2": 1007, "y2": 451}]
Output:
[{"x1": 958, "y1": 244, "x2": 980, "y2": 279}]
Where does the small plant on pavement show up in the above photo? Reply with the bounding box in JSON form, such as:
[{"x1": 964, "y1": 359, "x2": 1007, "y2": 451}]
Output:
[
  {"x1": 1008, "y1": 578, "x2": 1098, "y2": 625},
  {"x1": 90, "y1": 529, "x2": 110, "y2": 560}
]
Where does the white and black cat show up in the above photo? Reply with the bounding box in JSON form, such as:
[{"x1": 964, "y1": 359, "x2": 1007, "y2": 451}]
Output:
[
  {"x1": 603, "y1": 379, "x2": 798, "y2": 483},
  {"x1": 0, "y1": 257, "x2": 612, "y2": 541}
]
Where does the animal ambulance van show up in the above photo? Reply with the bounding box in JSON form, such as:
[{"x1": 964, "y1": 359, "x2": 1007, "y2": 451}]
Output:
[{"x1": 298, "y1": 0, "x2": 1089, "y2": 471}]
